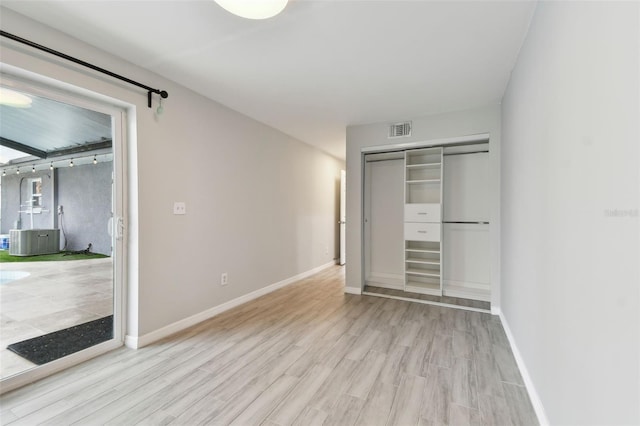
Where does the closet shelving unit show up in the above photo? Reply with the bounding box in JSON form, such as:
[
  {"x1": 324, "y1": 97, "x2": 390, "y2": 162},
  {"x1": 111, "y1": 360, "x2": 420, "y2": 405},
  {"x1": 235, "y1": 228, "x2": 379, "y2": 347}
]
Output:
[{"x1": 404, "y1": 147, "x2": 443, "y2": 296}]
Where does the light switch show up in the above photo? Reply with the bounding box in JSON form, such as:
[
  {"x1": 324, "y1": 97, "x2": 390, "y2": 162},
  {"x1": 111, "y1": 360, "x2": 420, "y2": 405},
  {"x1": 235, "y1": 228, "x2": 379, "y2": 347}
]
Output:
[{"x1": 173, "y1": 202, "x2": 186, "y2": 215}]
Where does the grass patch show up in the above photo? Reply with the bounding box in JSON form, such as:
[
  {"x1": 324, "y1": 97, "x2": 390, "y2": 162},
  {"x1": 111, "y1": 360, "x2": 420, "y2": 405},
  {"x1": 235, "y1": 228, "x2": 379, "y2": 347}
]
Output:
[{"x1": 0, "y1": 250, "x2": 109, "y2": 263}]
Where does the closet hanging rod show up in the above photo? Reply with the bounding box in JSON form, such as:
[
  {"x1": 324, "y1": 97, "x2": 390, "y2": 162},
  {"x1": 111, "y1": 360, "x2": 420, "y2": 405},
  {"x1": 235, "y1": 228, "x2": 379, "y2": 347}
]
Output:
[
  {"x1": 365, "y1": 157, "x2": 404, "y2": 163},
  {"x1": 443, "y1": 150, "x2": 489, "y2": 156},
  {"x1": 0, "y1": 30, "x2": 168, "y2": 108},
  {"x1": 443, "y1": 221, "x2": 490, "y2": 225}
]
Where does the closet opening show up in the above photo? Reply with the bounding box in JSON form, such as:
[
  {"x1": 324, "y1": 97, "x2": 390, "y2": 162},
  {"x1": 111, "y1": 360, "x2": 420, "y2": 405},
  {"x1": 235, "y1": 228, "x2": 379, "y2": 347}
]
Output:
[{"x1": 362, "y1": 139, "x2": 491, "y2": 312}]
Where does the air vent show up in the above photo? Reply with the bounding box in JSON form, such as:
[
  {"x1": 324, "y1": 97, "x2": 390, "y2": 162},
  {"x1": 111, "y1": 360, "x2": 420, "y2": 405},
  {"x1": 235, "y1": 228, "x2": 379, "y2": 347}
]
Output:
[{"x1": 388, "y1": 121, "x2": 412, "y2": 138}]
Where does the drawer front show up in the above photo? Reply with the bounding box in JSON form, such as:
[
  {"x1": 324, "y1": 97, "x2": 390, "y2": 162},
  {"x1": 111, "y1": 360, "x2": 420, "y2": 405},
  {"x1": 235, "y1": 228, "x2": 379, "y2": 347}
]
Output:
[
  {"x1": 404, "y1": 203, "x2": 441, "y2": 222},
  {"x1": 404, "y1": 223, "x2": 441, "y2": 242}
]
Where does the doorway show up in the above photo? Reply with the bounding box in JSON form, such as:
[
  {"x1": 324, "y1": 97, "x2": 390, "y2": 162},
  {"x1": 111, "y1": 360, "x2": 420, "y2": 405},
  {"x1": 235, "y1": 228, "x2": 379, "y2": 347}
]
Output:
[
  {"x1": 361, "y1": 142, "x2": 492, "y2": 311},
  {"x1": 0, "y1": 76, "x2": 126, "y2": 391}
]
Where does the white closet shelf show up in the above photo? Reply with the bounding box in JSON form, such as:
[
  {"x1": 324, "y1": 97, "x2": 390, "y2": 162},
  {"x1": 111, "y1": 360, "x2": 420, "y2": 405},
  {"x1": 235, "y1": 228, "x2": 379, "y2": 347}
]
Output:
[
  {"x1": 406, "y1": 258, "x2": 440, "y2": 265},
  {"x1": 406, "y1": 179, "x2": 441, "y2": 184},
  {"x1": 406, "y1": 163, "x2": 441, "y2": 169},
  {"x1": 405, "y1": 268, "x2": 440, "y2": 278},
  {"x1": 406, "y1": 282, "x2": 441, "y2": 295},
  {"x1": 405, "y1": 248, "x2": 440, "y2": 254}
]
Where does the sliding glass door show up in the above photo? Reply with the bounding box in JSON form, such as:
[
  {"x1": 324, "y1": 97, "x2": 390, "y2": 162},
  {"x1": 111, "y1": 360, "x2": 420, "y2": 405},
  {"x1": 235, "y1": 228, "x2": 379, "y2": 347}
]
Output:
[{"x1": 0, "y1": 75, "x2": 126, "y2": 391}]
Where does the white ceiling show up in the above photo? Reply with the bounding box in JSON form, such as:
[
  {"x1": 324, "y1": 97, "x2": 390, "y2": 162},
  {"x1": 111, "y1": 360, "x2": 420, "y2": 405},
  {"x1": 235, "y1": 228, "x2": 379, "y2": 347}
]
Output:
[{"x1": 2, "y1": 0, "x2": 537, "y2": 160}]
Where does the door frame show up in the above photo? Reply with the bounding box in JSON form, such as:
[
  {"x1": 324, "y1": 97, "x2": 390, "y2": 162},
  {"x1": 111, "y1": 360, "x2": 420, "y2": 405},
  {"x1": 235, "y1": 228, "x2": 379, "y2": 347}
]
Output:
[
  {"x1": 359, "y1": 133, "x2": 491, "y2": 293},
  {"x1": 339, "y1": 169, "x2": 346, "y2": 265},
  {"x1": 0, "y1": 72, "x2": 128, "y2": 394}
]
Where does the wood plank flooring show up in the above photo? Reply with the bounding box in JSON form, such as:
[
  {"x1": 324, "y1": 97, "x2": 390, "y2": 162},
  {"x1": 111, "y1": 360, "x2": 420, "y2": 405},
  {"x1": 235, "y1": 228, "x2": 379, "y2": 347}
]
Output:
[{"x1": 0, "y1": 266, "x2": 538, "y2": 425}]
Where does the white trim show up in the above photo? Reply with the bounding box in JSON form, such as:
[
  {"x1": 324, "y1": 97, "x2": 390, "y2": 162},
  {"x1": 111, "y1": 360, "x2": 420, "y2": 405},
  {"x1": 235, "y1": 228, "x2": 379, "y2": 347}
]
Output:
[
  {"x1": 126, "y1": 261, "x2": 336, "y2": 349},
  {"x1": 362, "y1": 291, "x2": 490, "y2": 314},
  {"x1": 443, "y1": 279, "x2": 491, "y2": 302},
  {"x1": 496, "y1": 308, "x2": 550, "y2": 426},
  {"x1": 360, "y1": 133, "x2": 490, "y2": 154},
  {"x1": 344, "y1": 286, "x2": 363, "y2": 295}
]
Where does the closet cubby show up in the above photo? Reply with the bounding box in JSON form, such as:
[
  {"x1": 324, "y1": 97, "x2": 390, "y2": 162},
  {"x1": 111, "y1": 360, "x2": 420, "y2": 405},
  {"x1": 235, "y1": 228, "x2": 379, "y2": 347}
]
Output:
[{"x1": 404, "y1": 147, "x2": 443, "y2": 296}]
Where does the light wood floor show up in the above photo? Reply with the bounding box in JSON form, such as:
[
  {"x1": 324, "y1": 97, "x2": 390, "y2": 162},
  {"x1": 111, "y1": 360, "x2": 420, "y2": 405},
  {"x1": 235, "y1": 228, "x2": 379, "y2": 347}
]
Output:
[{"x1": 0, "y1": 266, "x2": 538, "y2": 425}]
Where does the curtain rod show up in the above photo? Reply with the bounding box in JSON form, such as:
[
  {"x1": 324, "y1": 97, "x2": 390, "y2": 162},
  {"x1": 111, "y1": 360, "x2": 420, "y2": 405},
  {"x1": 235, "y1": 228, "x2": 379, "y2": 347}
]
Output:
[{"x1": 0, "y1": 30, "x2": 168, "y2": 108}]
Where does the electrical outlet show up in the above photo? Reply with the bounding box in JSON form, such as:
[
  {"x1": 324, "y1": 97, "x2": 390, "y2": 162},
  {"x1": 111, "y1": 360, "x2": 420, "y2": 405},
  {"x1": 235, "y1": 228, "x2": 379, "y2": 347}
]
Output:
[
  {"x1": 173, "y1": 202, "x2": 186, "y2": 215},
  {"x1": 221, "y1": 272, "x2": 228, "y2": 286}
]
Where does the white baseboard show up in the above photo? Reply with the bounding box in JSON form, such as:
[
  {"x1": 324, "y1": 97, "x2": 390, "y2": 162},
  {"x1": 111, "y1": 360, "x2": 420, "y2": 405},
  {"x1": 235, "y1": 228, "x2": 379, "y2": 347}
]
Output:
[
  {"x1": 496, "y1": 308, "x2": 549, "y2": 426},
  {"x1": 443, "y1": 279, "x2": 491, "y2": 302},
  {"x1": 344, "y1": 286, "x2": 362, "y2": 295},
  {"x1": 125, "y1": 261, "x2": 335, "y2": 349}
]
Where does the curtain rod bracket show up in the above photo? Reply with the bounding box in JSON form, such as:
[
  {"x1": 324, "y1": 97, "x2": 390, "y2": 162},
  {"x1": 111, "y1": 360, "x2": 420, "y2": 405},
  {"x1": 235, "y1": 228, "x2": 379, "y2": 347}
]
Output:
[
  {"x1": 1, "y1": 30, "x2": 169, "y2": 109},
  {"x1": 148, "y1": 90, "x2": 169, "y2": 108}
]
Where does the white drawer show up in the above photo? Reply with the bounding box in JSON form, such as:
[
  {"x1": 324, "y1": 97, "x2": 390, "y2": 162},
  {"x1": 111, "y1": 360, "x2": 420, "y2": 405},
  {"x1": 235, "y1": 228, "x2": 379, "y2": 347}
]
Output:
[
  {"x1": 404, "y1": 223, "x2": 441, "y2": 242},
  {"x1": 405, "y1": 203, "x2": 441, "y2": 222}
]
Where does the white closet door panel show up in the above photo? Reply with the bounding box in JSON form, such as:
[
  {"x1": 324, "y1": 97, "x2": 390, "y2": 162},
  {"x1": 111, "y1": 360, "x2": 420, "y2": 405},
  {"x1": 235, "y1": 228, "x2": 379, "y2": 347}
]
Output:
[
  {"x1": 442, "y1": 223, "x2": 490, "y2": 287},
  {"x1": 443, "y1": 153, "x2": 489, "y2": 222},
  {"x1": 369, "y1": 159, "x2": 405, "y2": 281}
]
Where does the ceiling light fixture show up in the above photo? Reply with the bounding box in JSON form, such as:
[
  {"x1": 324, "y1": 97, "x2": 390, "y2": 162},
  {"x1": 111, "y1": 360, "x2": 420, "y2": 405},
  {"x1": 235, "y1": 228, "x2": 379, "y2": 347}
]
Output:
[
  {"x1": 0, "y1": 87, "x2": 32, "y2": 108},
  {"x1": 214, "y1": 0, "x2": 288, "y2": 19}
]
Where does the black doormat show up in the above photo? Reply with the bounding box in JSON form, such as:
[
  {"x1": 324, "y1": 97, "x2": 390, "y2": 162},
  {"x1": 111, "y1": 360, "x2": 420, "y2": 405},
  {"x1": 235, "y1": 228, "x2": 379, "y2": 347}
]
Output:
[{"x1": 7, "y1": 315, "x2": 113, "y2": 365}]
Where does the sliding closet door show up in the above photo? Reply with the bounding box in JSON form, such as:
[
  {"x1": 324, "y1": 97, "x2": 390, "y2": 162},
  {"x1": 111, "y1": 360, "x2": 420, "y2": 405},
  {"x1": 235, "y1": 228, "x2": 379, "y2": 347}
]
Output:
[
  {"x1": 363, "y1": 157, "x2": 404, "y2": 290},
  {"x1": 442, "y1": 149, "x2": 491, "y2": 301}
]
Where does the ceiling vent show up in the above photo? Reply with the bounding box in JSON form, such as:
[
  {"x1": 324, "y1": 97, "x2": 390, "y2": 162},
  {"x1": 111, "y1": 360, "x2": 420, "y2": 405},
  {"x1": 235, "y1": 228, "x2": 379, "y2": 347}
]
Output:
[{"x1": 388, "y1": 121, "x2": 412, "y2": 138}]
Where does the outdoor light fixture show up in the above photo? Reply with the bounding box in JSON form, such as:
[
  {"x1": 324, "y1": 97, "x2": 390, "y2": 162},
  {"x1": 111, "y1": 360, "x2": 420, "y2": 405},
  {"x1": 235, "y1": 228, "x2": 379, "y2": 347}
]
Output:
[
  {"x1": 214, "y1": 0, "x2": 288, "y2": 19},
  {"x1": 32, "y1": 165, "x2": 36, "y2": 173},
  {"x1": 50, "y1": 162, "x2": 54, "y2": 171},
  {"x1": 2, "y1": 170, "x2": 6, "y2": 177},
  {"x1": 69, "y1": 159, "x2": 74, "y2": 167},
  {"x1": 93, "y1": 155, "x2": 98, "y2": 165},
  {"x1": 16, "y1": 168, "x2": 20, "y2": 175},
  {"x1": 0, "y1": 87, "x2": 32, "y2": 108}
]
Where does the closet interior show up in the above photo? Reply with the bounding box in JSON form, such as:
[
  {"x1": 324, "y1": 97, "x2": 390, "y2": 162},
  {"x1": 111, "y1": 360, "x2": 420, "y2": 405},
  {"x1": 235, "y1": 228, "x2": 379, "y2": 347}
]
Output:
[{"x1": 363, "y1": 141, "x2": 491, "y2": 308}]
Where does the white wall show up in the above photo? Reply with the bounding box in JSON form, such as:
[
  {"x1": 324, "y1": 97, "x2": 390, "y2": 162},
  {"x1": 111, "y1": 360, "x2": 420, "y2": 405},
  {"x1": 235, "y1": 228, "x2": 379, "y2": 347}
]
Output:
[
  {"x1": 0, "y1": 8, "x2": 344, "y2": 338},
  {"x1": 346, "y1": 105, "x2": 501, "y2": 308},
  {"x1": 501, "y1": 2, "x2": 639, "y2": 424}
]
